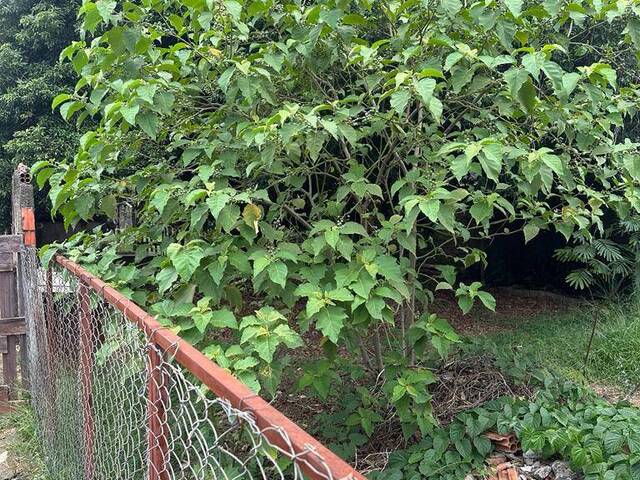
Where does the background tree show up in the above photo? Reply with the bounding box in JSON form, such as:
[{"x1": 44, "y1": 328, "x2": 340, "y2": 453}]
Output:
[{"x1": 0, "y1": 0, "x2": 79, "y2": 232}]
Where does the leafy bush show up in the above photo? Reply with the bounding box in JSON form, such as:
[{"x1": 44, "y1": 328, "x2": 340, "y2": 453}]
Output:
[
  {"x1": 369, "y1": 379, "x2": 640, "y2": 480},
  {"x1": 40, "y1": 0, "x2": 640, "y2": 434}
]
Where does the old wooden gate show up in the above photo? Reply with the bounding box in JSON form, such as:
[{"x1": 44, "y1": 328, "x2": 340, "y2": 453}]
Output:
[{"x1": 0, "y1": 165, "x2": 35, "y2": 410}]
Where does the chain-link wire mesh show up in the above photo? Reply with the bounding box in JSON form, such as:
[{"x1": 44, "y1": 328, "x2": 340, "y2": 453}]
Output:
[{"x1": 19, "y1": 248, "x2": 363, "y2": 480}]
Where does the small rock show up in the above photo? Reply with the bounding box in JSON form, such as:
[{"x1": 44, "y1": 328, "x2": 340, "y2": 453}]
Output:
[
  {"x1": 551, "y1": 460, "x2": 576, "y2": 480},
  {"x1": 523, "y1": 450, "x2": 539, "y2": 466},
  {"x1": 534, "y1": 465, "x2": 552, "y2": 479},
  {"x1": 464, "y1": 475, "x2": 475, "y2": 480}
]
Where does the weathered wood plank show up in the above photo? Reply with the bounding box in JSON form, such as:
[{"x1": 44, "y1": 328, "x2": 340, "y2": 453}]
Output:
[
  {"x1": 0, "y1": 385, "x2": 8, "y2": 402},
  {"x1": 0, "y1": 318, "x2": 26, "y2": 336},
  {"x1": 0, "y1": 271, "x2": 18, "y2": 321},
  {"x1": 0, "y1": 235, "x2": 22, "y2": 254},
  {"x1": 0, "y1": 336, "x2": 7, "y2": 354},
  {"x1": 0, "y1": 252, "x2": 14, "y2": 271},
  {"x1": 3, "y1": 336, "x2": 18, "y2": 399}
]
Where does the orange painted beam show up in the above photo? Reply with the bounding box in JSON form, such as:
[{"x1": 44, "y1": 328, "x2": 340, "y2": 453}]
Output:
[{"x1": 21, "y1": 208, "x2": 36, "y2": 247}]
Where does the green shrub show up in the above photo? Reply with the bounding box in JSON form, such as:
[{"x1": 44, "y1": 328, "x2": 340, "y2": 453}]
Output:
[{"x1": 40, "y1": 0, "x2": 640, "y2": 435}]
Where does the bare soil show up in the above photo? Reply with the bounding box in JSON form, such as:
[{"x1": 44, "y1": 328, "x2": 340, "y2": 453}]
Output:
[{"x1": 431, "y1": 287, "x2": 582, "y2": 336}]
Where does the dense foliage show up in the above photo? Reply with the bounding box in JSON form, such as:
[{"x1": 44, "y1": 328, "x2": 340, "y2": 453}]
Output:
[
  {"x1": 0, "y1": 0, "x2": 79, "y2": 232},
  {"x1": 41, "y1": 0, "x2": 640, "y2": 439},
  {"x1": 371, "y1": 377, "x2": 640, "y2": 480}
]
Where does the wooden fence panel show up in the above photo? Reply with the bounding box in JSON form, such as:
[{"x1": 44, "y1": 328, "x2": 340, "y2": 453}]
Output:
[{"x1": 0, "y1": 236, "x2": 23, "y2": 407}]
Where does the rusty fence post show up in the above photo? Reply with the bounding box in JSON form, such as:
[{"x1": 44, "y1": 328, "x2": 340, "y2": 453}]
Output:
[
  {"x1": 79, "y1": 283, "x2": 95, "y2": 480},
  {"x1": 147, "y1": 342, "x2": 169, "y2": 480}
]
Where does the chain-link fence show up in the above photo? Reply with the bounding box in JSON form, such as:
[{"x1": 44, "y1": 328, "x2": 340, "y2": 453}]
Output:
[{"x1": 19, "y1": 247, "x2": 365, "y2": 480}]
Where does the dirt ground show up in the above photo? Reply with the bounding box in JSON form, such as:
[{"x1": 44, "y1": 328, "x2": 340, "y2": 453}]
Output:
[{"x1": 430, "y1": 286, "x2": 583, "y2": 336}]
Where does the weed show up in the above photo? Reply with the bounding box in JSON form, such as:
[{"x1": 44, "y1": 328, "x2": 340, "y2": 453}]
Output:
[{"x1": 0, "y1": 402, "x2": 50, "y2": 480}]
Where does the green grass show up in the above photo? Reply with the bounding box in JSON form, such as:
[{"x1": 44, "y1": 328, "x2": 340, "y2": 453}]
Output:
[
  {"x1": 476, "y1": 299, "x2": 640, "y2": 393},
  {"x1": 0, "y1": 402, "x2": 51, "y2": 480}
]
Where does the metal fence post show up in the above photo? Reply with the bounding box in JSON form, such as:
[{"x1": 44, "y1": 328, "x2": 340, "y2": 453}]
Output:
[
  {"x1": 148, "y1": 344, "x2": 169, "y2": 480},
  {"x1": 79, "y1": 284, "x2": 95, "y2": 480}
]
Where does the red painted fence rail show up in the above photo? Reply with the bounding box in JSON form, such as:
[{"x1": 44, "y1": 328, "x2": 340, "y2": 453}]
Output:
[{"x1": 54, "y1": 254, "x2": 367, "y2": 480}]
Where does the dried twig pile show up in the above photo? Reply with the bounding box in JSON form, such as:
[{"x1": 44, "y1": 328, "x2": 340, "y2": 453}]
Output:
[{"x1": 432, "y1": 355, "x2": 535, "y2": 425}]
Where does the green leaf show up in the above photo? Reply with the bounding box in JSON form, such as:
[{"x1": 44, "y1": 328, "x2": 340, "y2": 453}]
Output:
[
  {"x1": 454, "y1": 438, "x2": 472, "y2": 459},
  {"x1": 151, "y1": 190, "x2": 170, "y2": 214},
  {"x1": 542, "y1": 153, "x2": 564, "y2": 176},
  {"x1": 167, "y1": 243, "x2": 204, "y2": 281},
  {"x1": 522, "y1": 52, "x2": 545, "y2": 79},
  {"x1": 210, "y1": 309, "x2": 238, "y2": 329},
  {"x1": 419, "y1": 199, "x2": 440, "y2": 222},
  {"x1": 604, "y1": 430, "x2": 624, "y2": 454},
  {"x1": 267, "y1": 261, "x2": 288, "y2": 288},
  {"x1": 516, "y1": 78, "x2": 537, "y2": 115},
  {"x1": 207, "y1": 193, "x2": 231, "y2": 220},
  {"x1": 137, "y1": 111, "x2": 159, "y2": 139},
  {"x1": 316, "y1": 306, "x2": 346, "y2": 343},
  {"x1": 477, "y1": 291, "x2": 496, "y2": 311},
  {"x1": 444, "y1": 51, "x2": 463, "y2": 71},
  {"x1": 121, "y1": 104, "x2": 140, "y2": 125},
  {"x1": 429, "y1": 97, "x2": 443, "y2": 123},
  {"x1": 470, "y1": 199, "x2": 493, "y2": 223},
  {"x1": 100, "y1": 195, "x2": 117, "y2": 219},
  {"x1": 473, "y1": 436, "x2": 493, "y2": 456},
  {"x1": 342, "y1": 13, "x2": 366, "y2": 25},
  {"x1": 440, "y1": 0, "x2": 462, "y2": 16},
  {"x1": 274, "y1": 324, "x2": 303, "y2": 349},
  {"x1": 523, "y1": 224, "x2": 540, "y2": 243},
  {"x1": 252, "y1": 333, "x2": 279, "y2": 363},
  {"x1": 193, "y1": 312, "x2": 211, "y2": 333},
  {"x1": 60, "y1": 101, "x2": 84, "y2": 121},
  {"x1": 52, "y1": 93, "x2": 72, "y2": 110},
  {"x1": 390, "y1": 88, "x2": 411, "y2": 115},
  {"x1": 504, "y1": 0, "x2": 523, "y2": 17},
  {"x1": 375, "y1": 255, "x2": 403, "y2": 283},
  {"x1": 156, "y1": 267, "x2": 178, "y2": 294},
  {"x1": 340, "y1": 222, "x2": 368, "y2": 236},
  {"x1": 562, "y1": 73, "x2": 581, "y2": 96},
  {"x1": 504, "y1": 68, "x2": 529, "y2": 97},
  {"x1": 224, "y1": 0, "x2": 242, "y2": 20},
  {"x1": 457, "y1": 295, "x2": 473, "y2": 314},
  {"x1": 627, "y1": 18, "x2": 640, "y2": 48},
  {"x1": 479, "y1": 145, "x2": 502, "y2": 181},
  {"x1": 415, "y1": 78, "x2": 436, "y2": 105},
  {"x1": 624, "y1": 156, "x2": 640, "y2": 181},
  {"x1": 325, "y1": 287, "x2": 353, "y2": 302},
  {"x1": 252, "y1": 253, "x2": 271, "y2": 278},
  {"x1": 137, "y1": 84, "x2": 157, "y2": 104},
  {"x1": 325, "y1": 228, "x2": 340, "y2": 249}
]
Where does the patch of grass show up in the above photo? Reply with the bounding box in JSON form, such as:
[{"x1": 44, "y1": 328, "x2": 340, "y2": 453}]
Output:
[
  {"x1": 475, "y1": 299, "x2": 640, "y2": 393},
  {"x1": 0, "y1": 402, "x2": 51, "y2": 480}
]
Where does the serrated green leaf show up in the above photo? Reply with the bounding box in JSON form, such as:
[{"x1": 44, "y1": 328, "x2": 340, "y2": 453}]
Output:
[
  {"x1": 267, "y1": 261, "x2": 288, "y2": 288},
  {"x1": 316, "y1": 305, "x2": 346, "y2": 343}
]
